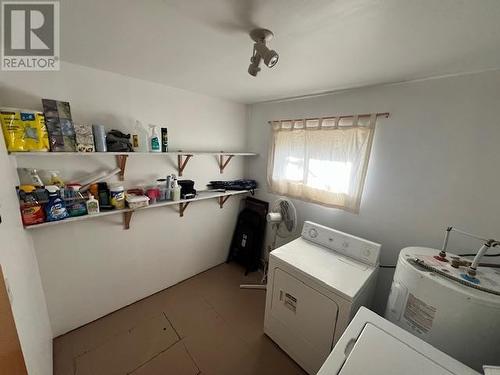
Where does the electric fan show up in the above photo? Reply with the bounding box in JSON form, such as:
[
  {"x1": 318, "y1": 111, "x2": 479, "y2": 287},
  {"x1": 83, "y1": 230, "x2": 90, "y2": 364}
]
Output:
[{"x1": 240, "y1": 197, "x2": 297, "y2": 290}]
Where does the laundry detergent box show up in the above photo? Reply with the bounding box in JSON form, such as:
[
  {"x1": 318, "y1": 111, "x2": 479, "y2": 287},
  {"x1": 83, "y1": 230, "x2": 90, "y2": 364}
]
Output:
[{"x1": 0, "y1": 108, "x2": 50, "y2": 152}]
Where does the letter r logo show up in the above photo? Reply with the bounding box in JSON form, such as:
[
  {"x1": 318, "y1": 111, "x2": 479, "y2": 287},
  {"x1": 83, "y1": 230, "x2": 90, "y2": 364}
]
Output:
[
  {"x1": 3, "y1": 2, "x2": 56, "y2": 56},
  {"x1": 10, "y1": 9, "x2": 50, "y2": 50}
]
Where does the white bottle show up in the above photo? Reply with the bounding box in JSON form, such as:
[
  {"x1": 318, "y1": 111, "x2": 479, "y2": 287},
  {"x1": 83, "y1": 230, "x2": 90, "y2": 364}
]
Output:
[
  {"x1": 149, "y1": 125, "x2": 161, "y2": 153},
  {"x1": 86, "y1": 194, "x2": 100, "y2": 214},
  {"x1": 172, "y1": 178, "x2": 181, "y2": 201},
  {"x1": 133, "y1": 120, "x2": 149, "y2": 152}
]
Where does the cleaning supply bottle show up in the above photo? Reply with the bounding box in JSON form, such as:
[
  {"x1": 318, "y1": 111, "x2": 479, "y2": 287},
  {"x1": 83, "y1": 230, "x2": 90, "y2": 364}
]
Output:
[
  {"x1": 44, "y1": 185, "x2": 68, "y2": 221},
  {"x1": 26, "y1": 168, "x2": 44, "y2": 187},
  {"x1": 149, "y1": 125, "x2": 161, "y2": 153},
  {"x1": 133, "y1": 120, "x2": 149, "y2": 152},
  {"x1": 165, "y1": 175, "x2": 172, "y2": 200},
  {"x1": 86, "y1": 194, "x2": 100, "y2": 214},
  {"x1": 172, "y1": 177, "x2": 181, "y2": 201},
  {"x1": 48, "y1": 170, "x2": 65, "y2": 188},
  {"x1": 161, "y1": 127, "x2": 168, "y2": 152},
  {"x1": 156, "y1": 179, "x2": 167, "y2": 201}
]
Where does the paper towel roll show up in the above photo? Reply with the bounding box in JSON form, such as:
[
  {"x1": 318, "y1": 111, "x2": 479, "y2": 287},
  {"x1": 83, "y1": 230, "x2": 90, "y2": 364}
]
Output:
[{"x1": 266, "y1": 212, "x2": 282, "y2": 223}]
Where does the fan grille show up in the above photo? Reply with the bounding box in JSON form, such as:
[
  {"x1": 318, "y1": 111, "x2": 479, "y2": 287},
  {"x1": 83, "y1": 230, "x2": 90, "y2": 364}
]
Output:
[{"x1": 272, "y1": 198, "x2": 297, "y2": 238}]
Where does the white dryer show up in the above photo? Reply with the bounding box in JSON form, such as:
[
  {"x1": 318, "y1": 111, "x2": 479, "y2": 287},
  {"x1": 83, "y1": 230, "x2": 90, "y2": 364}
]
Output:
[
  {"x1": 318, "y1": 307, "x2": 479, "y2": 375},
  {"x1": 264, "y1": 221, "x2": 381, "y2": 374}
]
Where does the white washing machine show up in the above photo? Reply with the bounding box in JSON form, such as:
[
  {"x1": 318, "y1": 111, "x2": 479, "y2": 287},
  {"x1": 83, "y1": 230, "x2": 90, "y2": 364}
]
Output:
[
  {"x1": 264, "y1": 221, "x2": 381, "y2": 375},
  {"x1": 318, "y1": 307, "x2": 479, "y2": 375}
]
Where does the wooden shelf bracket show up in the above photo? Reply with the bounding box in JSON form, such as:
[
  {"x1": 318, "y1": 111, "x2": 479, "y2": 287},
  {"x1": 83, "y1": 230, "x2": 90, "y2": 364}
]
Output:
[
  {"x1": 116, "y1": 154, "x2": 128, "y2": 181},
  {"x1": 179, "y1": 202, "x2": 190, "y2": 217},
  {"x1": 218, "y1": 154, "x2": 234, "y2": 174},
  {"x1": 177, "y1": 154, "x2": 193, "y2": 177},
  {"x1": 218, "y1": 195, "x2": 230, "y2": 208},
  {"x1": 123, "y1": 211, "x2": 133, "y2": 229}
]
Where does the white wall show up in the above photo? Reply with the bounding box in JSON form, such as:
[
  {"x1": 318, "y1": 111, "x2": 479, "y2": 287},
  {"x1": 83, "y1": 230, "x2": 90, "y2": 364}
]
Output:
[
  {"x1": 246, "y1": 70, "x2": 500, "y2": 312},
  {"x1": 0, "y1": 144, "x2": 52, "y2": 372},
  {"x1": 1, "y1": 62, "x2": 248, "y2": 336}
]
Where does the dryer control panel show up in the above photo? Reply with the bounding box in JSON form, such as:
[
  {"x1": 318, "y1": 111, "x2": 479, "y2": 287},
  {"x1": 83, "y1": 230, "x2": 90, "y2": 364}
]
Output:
[{"x1": 301, "y1": 221, "x2": 381, "y2": 266}]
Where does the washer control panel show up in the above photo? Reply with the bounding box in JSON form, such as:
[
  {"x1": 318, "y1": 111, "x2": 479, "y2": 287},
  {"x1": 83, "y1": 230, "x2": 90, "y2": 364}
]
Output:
[{"x1": 301, "y1": 221, "x2": 381, "y2": 266}]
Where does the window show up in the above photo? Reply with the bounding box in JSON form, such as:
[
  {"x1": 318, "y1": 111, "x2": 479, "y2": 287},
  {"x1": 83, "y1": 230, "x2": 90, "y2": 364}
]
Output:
[{"x1": 267, "y1": 114, "x2": 378, "y2": 213}]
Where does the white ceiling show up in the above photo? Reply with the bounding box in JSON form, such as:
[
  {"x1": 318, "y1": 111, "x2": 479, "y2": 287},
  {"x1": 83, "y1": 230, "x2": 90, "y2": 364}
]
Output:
[{"x1": 61, "y1": 0, "x2": 500, "y2": 103}]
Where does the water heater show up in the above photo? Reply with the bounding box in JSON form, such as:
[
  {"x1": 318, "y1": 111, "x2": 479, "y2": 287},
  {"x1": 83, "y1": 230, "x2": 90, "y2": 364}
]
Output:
[{"x1": 385, "y1": 246, "x2": 500, "y2": 371}]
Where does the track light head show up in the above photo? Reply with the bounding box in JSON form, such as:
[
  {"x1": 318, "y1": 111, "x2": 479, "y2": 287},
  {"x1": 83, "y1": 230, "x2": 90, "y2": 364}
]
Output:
[
  {"x1": 254, "y1": 43, "x2": 279, "y2": 68},
  {"x1": 248, "y1": 28, "x2": 278, "y2": 77},
  {"x1": 248, "y1": 54, "x2": 261, "y2": 76}
]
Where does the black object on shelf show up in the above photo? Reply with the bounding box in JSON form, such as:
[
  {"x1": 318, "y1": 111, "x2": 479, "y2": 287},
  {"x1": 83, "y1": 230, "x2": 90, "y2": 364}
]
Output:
[
  {"x1": 106, "y1": 130, "x2": 133, "y2": 152},
  {"x1": 227, "y1": 197, "x2": 268, "y2": 274},
  {"x1": 178, "y1": 180, "x2": 196, "y2": 199},
  {"x1": 97, "y1": 182, "x2": 113, "y2": 210},
  {"x1": 208, "y1": 179, "x2": 257, "y2": 191}
]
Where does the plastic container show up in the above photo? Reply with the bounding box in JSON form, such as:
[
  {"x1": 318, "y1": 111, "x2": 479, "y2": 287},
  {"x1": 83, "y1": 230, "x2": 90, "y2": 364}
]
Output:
[
  {"x1": 25, "y1": 168, "x2": 44, "y2": 187},
  {"x1": 44, "y1": 185, "x2": 68, "y2": 222},
  {"x1": 146, "y1": 188, "x2": 160, "y2": 204},
  {"x1": 18, "y1": 185, "x2": 45, "y2": 225},
  {"x1": 89, "y1": 183, "x2": 98, "y2": 198},
  {"x1": 97, "y1": 182, "x2": 112, "y2": 210},
  {"x1": 20, "y1": 203, "x2": 45, "y2": 226},
  {"x1": 86, "y1": 194, "x2": 100, "y2": 214},
  {"x1": 48, "y1": 170, "x2": 65, "y2": 187},
  {"x1": 110, "y1": 185, "x2": 125, "y2": 209},
  {"x1": 126, "y1": 188, "x2": 144, "y2": 196},
  {"x1": 161, "y1": 127, "x2": 168, "y2": 152},
  {"x1": 172, "y1": 178, "x2": 181, "y2": 201},
  {"x1": 156, "y1": 179, "x2": 167, "y2": 201},
  {"x1": 126, "y1": 194, "x2": 150, "y2": 209},
  {"x1": 19, "y1": 184, "x2": 36, "y2": 195},
  {"x1": 165, "y1": 175, "x2": 173, "y2": 200},
  {"x1": 132, "y1": 120, "x2": 149, "y2": 152},
  {"x1": 65, "y1": 185, "x2": 87, "y2": 217},
  {"x1": 149, "y1": 125, "x2": 161, "y2": 153},
  {"x1": 92, "y1": 124, "x2": 107, "y2": 152}
]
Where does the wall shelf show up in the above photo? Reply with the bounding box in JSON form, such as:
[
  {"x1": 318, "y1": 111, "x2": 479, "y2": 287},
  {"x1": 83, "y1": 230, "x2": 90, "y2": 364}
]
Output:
[
  {"x1": 10, "y1": 151, "x2": 257, "y2": 177},
  {"x1": 24, "y1": 189, "x2": 253, "y2": 230},
  {"x1": 9, "y1": 151, "x2": 257, "y2": 156}
]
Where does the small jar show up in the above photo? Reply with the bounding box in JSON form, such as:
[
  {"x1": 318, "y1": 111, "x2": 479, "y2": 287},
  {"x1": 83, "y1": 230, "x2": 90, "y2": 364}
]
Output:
[{"x1": 110, "y1": 185, "x2": 125, "y2": 210}]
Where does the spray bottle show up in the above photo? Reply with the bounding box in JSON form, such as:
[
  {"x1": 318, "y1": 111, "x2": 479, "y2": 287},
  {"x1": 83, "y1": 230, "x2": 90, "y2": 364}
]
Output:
[
  {"x1": 44, "y1": 185, "x2": 69, "y2": 221},
  {"x1": 149, "y1": 125, "x2": 161, "y2": 153}
]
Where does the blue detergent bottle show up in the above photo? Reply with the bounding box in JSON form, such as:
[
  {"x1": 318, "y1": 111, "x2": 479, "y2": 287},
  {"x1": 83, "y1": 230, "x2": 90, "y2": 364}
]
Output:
[{"x1": 44, "y1": 185, "x2": 69, "y2": 221}]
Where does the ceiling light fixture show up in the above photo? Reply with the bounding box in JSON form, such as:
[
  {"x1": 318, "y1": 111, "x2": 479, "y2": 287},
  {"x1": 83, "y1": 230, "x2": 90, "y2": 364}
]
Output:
[{"x1": 248, "y1": 28, "x2": 279, "y2": 77}]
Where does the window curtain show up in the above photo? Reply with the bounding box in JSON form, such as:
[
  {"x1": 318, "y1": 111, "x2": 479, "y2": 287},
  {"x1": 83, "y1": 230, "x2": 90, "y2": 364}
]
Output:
[{"x1": 267, "y1": 114, "x2": 377, "y2": 213}]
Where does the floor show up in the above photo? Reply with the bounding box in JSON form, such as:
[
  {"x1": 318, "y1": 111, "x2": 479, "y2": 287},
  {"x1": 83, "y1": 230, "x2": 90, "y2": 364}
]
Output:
[{"x1": 53, "y1": 263, "x2": 307, "y2": 375}]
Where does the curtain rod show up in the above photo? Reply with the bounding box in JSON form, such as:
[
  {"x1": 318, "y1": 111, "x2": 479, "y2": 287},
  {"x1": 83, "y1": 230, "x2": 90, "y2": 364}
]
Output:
[{"x1": 268, "y1": 112, "x2": 390, "y2": 124}]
